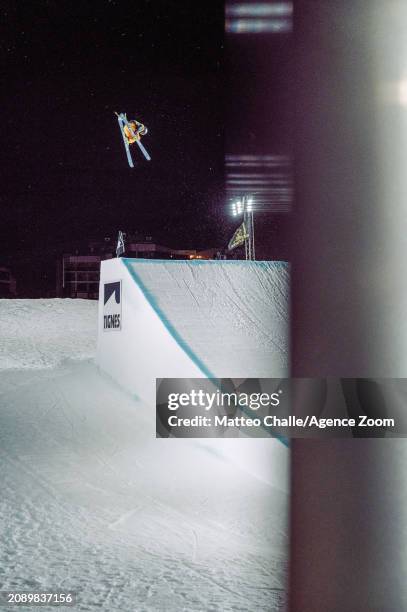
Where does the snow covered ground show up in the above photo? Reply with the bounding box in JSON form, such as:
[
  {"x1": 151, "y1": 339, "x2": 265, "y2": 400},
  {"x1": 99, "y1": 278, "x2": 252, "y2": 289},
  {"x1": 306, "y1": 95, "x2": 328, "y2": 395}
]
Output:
[
  {"x1": 0, "y1": 300, "x2": 97, "y2": 370},
  {"x1": 0, "y1": 298, "x2": 288, "y2": 611}
]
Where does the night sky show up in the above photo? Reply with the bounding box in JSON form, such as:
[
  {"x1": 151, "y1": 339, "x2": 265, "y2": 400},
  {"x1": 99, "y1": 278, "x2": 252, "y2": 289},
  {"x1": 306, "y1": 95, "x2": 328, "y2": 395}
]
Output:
[
  {"x1": 1, "y1": 1, "x2": 292, "y2": 291},
  {"x1": 2, "y1": 1, "x2": 225, "y2": 253}
]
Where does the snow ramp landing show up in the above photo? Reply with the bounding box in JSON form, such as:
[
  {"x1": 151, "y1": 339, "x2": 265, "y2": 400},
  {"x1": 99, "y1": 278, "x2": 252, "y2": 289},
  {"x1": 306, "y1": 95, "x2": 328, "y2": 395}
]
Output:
[{"x1": 96, "y1": 258, "x2": 289, "y2": 406}]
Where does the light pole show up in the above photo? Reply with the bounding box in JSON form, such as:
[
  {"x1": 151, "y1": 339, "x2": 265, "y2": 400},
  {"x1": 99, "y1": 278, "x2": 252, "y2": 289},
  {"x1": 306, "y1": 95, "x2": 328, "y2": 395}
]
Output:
[
  {"x1": 246, "y1": 197, "x2": 255, "y2": 261},
  {"x1": 231, "y1": 195, "x2": 255, "y2": 260}
]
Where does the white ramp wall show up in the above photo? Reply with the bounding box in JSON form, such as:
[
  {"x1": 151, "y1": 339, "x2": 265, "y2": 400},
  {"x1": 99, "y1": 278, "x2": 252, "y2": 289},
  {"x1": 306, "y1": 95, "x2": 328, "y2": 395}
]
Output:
[
  {"x1": 97, "y1": 258, "x2": 205, "y2": 405},
  {"x1": 97, "y1": 258, "x2": 289, "y2": 406},
  {"x1": 96, "y1": 257, "x2": 290, "y2": 488}
]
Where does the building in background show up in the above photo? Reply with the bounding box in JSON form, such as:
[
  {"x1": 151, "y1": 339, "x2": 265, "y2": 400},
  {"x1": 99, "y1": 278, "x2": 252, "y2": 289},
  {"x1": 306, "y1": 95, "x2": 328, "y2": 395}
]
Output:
[
  {"x1": 56, "y1": 236, "x2": 221, "y2": 299},
  {"x1": 0, "y1": 266, "x2": 17, "y2": 298},
  {"x1": 56, "y1": 254, "x2": 105, "y2": 299}
]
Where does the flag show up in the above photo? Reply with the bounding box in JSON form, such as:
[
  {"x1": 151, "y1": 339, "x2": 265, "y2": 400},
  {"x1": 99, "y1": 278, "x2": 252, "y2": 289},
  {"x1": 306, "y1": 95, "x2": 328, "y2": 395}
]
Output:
[
  {"x1": 116, "y1": 231, "x2": 125, "y2": 257},
  {"x1": 228, "y1": 222, "x2": 247, "y2": 251}
]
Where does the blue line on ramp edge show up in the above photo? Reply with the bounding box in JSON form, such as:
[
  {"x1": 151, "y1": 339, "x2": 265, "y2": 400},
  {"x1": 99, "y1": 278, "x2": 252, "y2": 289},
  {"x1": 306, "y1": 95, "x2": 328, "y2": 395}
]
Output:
[{"x1": 121, "y1": 258, "x2": 288, "y2": 447}]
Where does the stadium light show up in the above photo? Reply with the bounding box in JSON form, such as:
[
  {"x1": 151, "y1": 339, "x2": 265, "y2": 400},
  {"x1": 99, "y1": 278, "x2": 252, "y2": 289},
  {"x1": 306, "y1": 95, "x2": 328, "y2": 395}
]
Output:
[{"x1": 228, "y1": 196, "x2": 256, "y2": 260}]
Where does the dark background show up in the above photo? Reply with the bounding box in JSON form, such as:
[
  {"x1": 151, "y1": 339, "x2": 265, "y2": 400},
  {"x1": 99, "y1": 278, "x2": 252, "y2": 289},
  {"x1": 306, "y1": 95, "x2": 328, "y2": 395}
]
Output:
[{"x1": 1, "y1": 0, "x2": 292, "y2": 294}]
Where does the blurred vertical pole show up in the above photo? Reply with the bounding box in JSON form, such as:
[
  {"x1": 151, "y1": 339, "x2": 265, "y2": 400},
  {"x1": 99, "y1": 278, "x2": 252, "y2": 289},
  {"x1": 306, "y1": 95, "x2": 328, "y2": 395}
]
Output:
[{"x1": 290, "y1": 2, "x2": 407, "y2": 610}]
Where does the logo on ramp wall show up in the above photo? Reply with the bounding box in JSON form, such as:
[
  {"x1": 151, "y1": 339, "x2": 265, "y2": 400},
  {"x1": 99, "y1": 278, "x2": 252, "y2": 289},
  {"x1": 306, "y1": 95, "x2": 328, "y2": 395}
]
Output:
[{"x1": 103, "y1": 281, "x2": 122, "y2": 331}]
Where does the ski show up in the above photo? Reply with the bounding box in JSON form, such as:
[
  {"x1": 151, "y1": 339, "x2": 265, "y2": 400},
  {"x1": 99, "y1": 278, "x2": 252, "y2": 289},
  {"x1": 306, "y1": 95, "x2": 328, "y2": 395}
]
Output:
[
  {"x1": 117, "y1": 114, "x2": 134, "y2": 168},
  {"x1": 135, "y1": 138, "x2": 151, "y2": 161}
]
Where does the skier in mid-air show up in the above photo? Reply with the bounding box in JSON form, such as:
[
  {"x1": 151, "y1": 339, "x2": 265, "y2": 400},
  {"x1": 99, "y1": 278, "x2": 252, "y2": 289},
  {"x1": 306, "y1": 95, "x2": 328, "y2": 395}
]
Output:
[{"x1": 115, "y1": 112, "x2": 151, "y2": 168}]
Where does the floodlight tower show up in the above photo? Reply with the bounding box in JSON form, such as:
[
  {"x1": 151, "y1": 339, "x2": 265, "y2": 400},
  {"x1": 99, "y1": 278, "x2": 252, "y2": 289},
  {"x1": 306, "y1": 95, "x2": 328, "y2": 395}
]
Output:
[
  {"x1": 231, "y1": 195, "x2": 255, "y2": 260},
  {"x1": 246, "y1": 197, "x2": 255, "y2": 261}
]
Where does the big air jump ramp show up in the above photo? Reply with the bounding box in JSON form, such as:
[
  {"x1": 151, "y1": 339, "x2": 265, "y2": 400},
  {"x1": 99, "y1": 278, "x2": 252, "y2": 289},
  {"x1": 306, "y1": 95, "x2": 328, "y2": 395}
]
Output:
[{"x1": 96, "y1": 257, "x2": 289, "y2": 408}]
